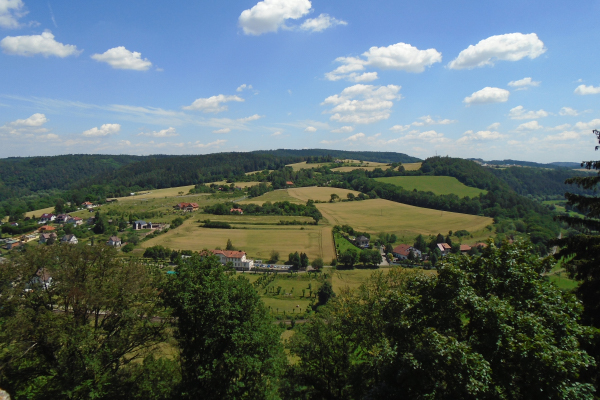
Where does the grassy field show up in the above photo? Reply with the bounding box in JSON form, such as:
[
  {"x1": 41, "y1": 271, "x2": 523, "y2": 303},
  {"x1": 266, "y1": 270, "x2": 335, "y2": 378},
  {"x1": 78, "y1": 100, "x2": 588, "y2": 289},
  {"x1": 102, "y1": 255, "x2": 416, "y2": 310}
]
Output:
[
  {"x1": 374, "y1": 176, "x2": 487, "y2": 198},
  {"x1": 239, "y1": 190, "x2": 304, "y2": 204},
  {"x1": 25, "y1": 206, "x2": 55, "y2": 218},
  {"x1": 286, "y1": 161, "x2": 332, "y2": 171},
  {"x1": 209, "y1": 181, "x2": 265, "y2": 188},
  {"x1": 108, "y1": 185, "x2": 197, "y2": 201},
  {"x1": 287, "y1": 186, "x2": 361, "y2": 203},
  {"x1": 317, "y1": 199, "x2": 493, "y2": 243},
  {"x1": 331, "y1": 166, "x2": 386, "y2": 172},
  {"x1": 403, "y1": 162, "x2": 422, "y2": 171},
  {"x1": 139, "y1": 217, "x2": 335, "y2": 261}
]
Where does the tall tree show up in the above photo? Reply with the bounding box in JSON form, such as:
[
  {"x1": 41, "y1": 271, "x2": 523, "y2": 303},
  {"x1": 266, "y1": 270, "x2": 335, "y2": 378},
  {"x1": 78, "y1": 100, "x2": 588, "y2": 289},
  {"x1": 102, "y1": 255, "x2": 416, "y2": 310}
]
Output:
[{"x1": 161, "y1": 254, "x2": 285, "y2": 400}]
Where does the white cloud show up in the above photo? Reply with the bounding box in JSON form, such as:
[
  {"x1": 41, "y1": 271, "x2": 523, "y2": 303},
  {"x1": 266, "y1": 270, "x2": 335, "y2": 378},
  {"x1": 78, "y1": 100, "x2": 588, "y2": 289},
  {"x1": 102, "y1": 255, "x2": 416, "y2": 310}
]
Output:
[
  {"x1": 574, "y1": 119, "x2": 600, "y2": 131},
  {"x1": 326, "y1": 42, "x2": 442, "y2": 81},
  {"x1": 574, "y1": 85, "x2": 600, "y2": 95},
  {"x1": 304, "y1": 126, "x2": 317, "y2": 132},
  {"x1": 10, "y1": 113, "x2": 47, "y2": 127},
  {"x1": 0, "y1": 0, "x2": 26, "y2": 28},
  {"x1": 82, "y1": 123, "x2": 121, "y2": 137},
  {"x1": 213, "y1": 128, "x2": 231, "y2": 134},
  {"x1": 544, "y1": 131, "x2": 580, "y2": 141},
  {"x1": 322, "y1": 84, "x2": 401, "y2": 124},
  {"x1": 38, "y1": 133, "x2": 59, "y2": 140},
  {"x1": 403, "y1": 130, "x2": 449, "y2": 143},
  {"x1": 271, "y1": 131, "x2": 282, "y2": 136},
  {"x1": 464, "y1": 87, "x2": 509, "y2": 105},
  {"x1": 516, "y1": 120, "x2": 543, "y2": 131},
  {"x1": 547, "y1": 123, "x2": 571, "y2": 131},
  {"x1": 508, "y1": 77, "x2": 540, "y2": 89},
  {"x1": 236, "y1": 84, "x2": 253, "y2": 92},
  {"x1": 91, "y1": 46, "x2": 152, "y2": 71},
  {"x1": 237, "y1": 114, "x2": 263, "y2": 123},
  {"x1": 239, "y1": 0, "x2": 311, "y2": 35},
  {"x1": 412, "y1": 115, "x2": 456, "y2": 126},
  {"x1": 559, "y1": 107, "x2": 579, "y2": 116},
  {"x1": 183, "y1": 94, "x2": 244, "y2": 113},
  {"x1": 192, "y1": 139, "x2": 226, "y2": 148},
  {"x1": 1, "y1": 30, "x2": 80, "y2": 57},
  {"x1": 137, "y1": 127, "x2": 178, "y2": 137},
  {"x1": 448, "y1": 33, "x2": 546, "y2": 69},
  {"x1": 508, "y1": 105, "x2": 548, "y2": 120},
  {"x1": 487, "y1": 122, "x2": 501, "y2": 130},
  {"x1": 0, "y1": 113, "x2": 49, "y2": 136},
  {"x1": 346, "y1": 132, "x2": 365, "y2": 141},
  {"x1": 389, "y1": 124, "x2": 410, "y2": 132},
  {"x1": 457, "y1": 130, "x2": 505, "y2": 143},
  {"x1": 331, "y1": 126, "x2": 353, "y2": 133},
  {"x1": 300, "y1": 13, "x2": 346, "y2": 32}
]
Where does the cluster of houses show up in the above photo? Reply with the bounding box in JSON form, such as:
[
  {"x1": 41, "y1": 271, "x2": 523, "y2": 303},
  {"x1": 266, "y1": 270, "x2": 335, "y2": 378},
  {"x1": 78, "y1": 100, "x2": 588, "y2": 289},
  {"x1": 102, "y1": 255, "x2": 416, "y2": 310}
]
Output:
[
  {"x1": 390, "y1": 242, "x2": 488, "y2": 262},
  {"x1": 38, "y1": 213, "x2": 84, "y2": 226},
  {"x1": 173, "y1": 202, "x2": 199, "y2": 212}
]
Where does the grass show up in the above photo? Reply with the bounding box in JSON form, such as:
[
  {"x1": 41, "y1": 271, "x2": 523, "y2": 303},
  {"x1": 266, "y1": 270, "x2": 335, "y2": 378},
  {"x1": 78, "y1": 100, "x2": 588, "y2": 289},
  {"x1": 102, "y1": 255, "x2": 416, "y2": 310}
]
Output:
[
  {"x1": 317, "y1": 199, "x2": 493, "y2": 242},
  {"x1": 108, "y1": 185, "x2": 197, "y2": 201},
  {"x1": 331, "y1": 166, "x2": 387, "y2": 172},
  {"x1": 287, "y1": 186, "x2": 361, "y2": 203},
  {"x1": 25, "y1": 206, "x2": 55, "y2": 219},
  {"x1": 403, "y1": 162, "x2": 422, "y2": 171},
  {"x1": 548, "y1": 274, "x2": 579, "y2": 291},
  {"x1": 286, "y1": 161, "x2": 332, "y2": 171},
  {"x1": 332, "y1": 268, "x2": 384, "y2": 292},
  {"x1": 374, "y1": 176, "x2": 486, "y2": 198},
  {"x1": 333, "y1": 232, "x2": 359, "y2": 254},
  {"x1": 239, "y1": 190, "x2": 304, "y2": 204},
  {"x1": 140, "y1": 217, "x2": 335, "y2": 261},
  {"x1": 209, "y1": 181, "x2": 266, "y2": 188}
]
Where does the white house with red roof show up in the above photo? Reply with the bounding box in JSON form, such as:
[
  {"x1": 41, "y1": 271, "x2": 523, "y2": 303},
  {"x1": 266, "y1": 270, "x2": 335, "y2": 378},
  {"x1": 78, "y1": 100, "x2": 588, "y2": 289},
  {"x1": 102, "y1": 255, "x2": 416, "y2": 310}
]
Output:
[
  {"x1": 230, "y1": 208, "x2": 244, "y2": 214},
  {"x1": 437, "y1": 243, "x2": 452, "y2": 256},
  {"x1": 211, "y1": 249, "x2": 254, "y2": 270},
  {"x1": 39, "y1": 213, "x2": 56, "y2": 224},
  {"x1": 174, "y1": 202, "x2": 199, "y2": 211},
  {"x1": 392, "y1": 244, "x2": 422, "y2": 260}
]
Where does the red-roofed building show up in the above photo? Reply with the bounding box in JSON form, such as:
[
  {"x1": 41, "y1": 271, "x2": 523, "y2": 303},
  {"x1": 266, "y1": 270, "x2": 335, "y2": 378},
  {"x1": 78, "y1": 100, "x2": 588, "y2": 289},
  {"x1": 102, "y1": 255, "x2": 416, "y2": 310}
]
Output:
[
  {"x1": 437, "y1": 243, "x2": 452, "y2": 256},
  {"x1": 174, "y1": 202, "x2": 199, "y2": 212},
  {"x1": 286, "y1": 181, "x2": 294, "y2": 186},
  {"x1": 39, "y1": 213, "x2": 56, "y2": 223},
  {"x1": 230, "y1": 208, "x2": 244, "y2": 214},
  {"x1": 393, "y1": 244, "x2": 422, "y2": 260},
  {"x1": 38, "y1": 225, "x2": 56, "y2": 233},
  {"x1": 459, "y1": 244, "x2": 472, "y2": 254},
  {"x1": 211, "y1": 249, "x2": 254, "y2": 270},
  {"x1": 474, "y1": 242, "x2": 488, "y2": 249}
]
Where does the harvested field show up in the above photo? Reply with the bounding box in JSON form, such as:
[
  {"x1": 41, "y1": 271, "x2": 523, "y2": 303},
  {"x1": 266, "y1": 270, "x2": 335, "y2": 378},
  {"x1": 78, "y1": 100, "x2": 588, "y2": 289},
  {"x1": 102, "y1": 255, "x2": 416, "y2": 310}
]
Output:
[
  {"x1": 374, "y1": 176, "x2": 486, "y2": 198},
  {"x1": 287, "y1": 186, "x2": 361, "y2": 203}
]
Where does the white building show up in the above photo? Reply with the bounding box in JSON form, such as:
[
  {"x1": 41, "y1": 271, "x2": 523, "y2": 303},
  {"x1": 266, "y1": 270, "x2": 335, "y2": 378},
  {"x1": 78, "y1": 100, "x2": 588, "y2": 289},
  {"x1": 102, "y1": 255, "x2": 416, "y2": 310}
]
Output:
[{"x1": 211, "y1": 250, "x2": 254, "y2": 270}]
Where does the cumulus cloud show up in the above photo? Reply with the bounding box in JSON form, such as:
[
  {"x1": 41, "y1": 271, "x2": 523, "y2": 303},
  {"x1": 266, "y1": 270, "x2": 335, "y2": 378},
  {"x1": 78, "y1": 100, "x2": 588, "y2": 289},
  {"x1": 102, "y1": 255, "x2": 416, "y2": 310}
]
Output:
[
  {"x1": 389, "y1": 124, "x2": 410, "y2": 132},
  {"x1": 402, "y1": 130, "x2": 449, "y2": 143},
  {"x1": 544, "y1": 131, "x2": 580, "y2": 141},
  {"x1": 304, "y1": 126, "x2": 317, "y2": 132},
  {"x1": 547, "y1": 123, "x2": 571, "y2": 131},
  {"x1": 516, "y1": 120, "x2": 543, "y2": 131},
  {"x1": 0, "y1": 0, "x2": 26, "y2": 28},
  {"x1": 183, "y1": 94, "x2": 244, "y2": 113},
  {"x1": 1, "y1": 30, "x2": 80, "y2": 57},
  {"x1": 137, "y1": 127, "x2": 178, "y2": 137},
  {"x1": 321, "y1": 84, "x2": 401, "y2": 124},
  {"x1": 237, "y1": 114, "x2": 263, "y2": 123},
  {"x1": 326, "y1": 42, "x2": 442, "y2": 81},
  {"x1": 239, "y1": 0, "x2": 311, "y2": 35},
  {"x1": 574, "y1": 85, "x2": 600, "y2": 95},
  {"x1": 559, "y1": 107, "x2": 579, "y2": 116},
  {"x1": 300, "y1": 13, "x2": 347, "y2": 32},
  {"x1": 574, "y1": 119, "x2": 600, "y2": 131},
  {"x1": 38, "y1": 133, "x2": 59, "y2": 140},
  {"x1": 487, "y1": 122, "x2": 501, "y2": 130},
  {"x1": 91, "y1": 46, "x2": 152, "y2": 71},
  {"x1": 412, "y1": 115, "x2": 456, "y2": 126},
  {"x1": 448, "y1": 33, "x2": 546, "y2": 69},
  {"x1": 331, "y1": 126, "x2": 354, "y2": 133},
  {"x1": 271, "y1": 131, "x2": 282, "y2": 136},
  {"x1": 464, "y1": 87, "x2": 509, "y2": 106},
  {"x1": 508, "y1": 105, "x2": 548, "y2": 120},
  {"x1": 457, "y1": 129, "x2": 505, "y2": 143},
  {"x1": 192, "y1": 139, "x2": 226, "y2": 148},
  {"x1": 213, "y1": 128, "x2": 231, "y2": 134},
  {"x1": 320, "y1": 132, "x2": 367, "y2": 144},
  {"x1": 82, "y1": 123, "x2": 121, "y2": 137},
  {"x1": 0, "y1": 113, "x2": 49, "y2": 136},
  {"x1": 508, "y1": 77, "x2": 540, "y2": 89},
  {"x1": 236, "y1": 84, "x2": 253, "y2": 92}
]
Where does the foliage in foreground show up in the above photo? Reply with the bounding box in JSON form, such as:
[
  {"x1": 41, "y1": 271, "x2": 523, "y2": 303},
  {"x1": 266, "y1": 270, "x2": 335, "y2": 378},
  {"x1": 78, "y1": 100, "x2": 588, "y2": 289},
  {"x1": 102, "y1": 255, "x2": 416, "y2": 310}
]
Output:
[{"x1": 286, "y1": 241, "x2": 596, "y2": 400}]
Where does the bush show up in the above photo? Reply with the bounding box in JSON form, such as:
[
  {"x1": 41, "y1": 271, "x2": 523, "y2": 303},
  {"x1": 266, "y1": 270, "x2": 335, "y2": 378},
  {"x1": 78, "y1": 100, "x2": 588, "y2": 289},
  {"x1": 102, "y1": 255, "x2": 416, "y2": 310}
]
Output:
[
  {"x1": 172, "y1": 217, "x2": 184, "y2": 228},
  {"x1": 121, "y1": 243, "x2": 135, "y2": 253},
  {"x1": 204, "y1": 221, "x2": 231, "y2": 229}
]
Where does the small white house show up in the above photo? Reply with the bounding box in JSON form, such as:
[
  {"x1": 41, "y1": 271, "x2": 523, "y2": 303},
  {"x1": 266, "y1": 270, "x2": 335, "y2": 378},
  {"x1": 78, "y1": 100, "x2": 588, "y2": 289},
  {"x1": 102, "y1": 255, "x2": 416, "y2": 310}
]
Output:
[
  {"x1": 39, "y1": 213, "x2": 56, "y2": 224},
  {"x1": 211, "y1": 250, "x2": 254, "y2": 270},
  {"x1": 107, "y1": 236, "x2": 122, "y2": 247},
  {"x1": 61, "y1": 234, "x2": 78, "y2": 245}
]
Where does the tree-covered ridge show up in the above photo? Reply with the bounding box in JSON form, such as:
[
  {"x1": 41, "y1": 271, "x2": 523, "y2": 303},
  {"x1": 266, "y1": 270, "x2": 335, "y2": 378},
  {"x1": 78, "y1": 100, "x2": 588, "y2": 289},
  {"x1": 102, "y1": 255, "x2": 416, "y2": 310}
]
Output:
[
  {"x1": 252, "y1": 149, "x2": 421, "y2": 163},
  {"x1": 490, "y1": 166, "x2": 596, "y2": 197}
]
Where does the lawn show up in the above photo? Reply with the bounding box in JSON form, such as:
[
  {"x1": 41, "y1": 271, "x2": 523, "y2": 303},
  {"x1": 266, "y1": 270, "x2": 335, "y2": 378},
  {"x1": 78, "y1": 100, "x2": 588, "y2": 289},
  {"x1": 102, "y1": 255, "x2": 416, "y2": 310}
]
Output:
[
  {"x1": 317, "y1": 199, "x2": 493, "y2": 243},
  {"x1": 287, "y1": 186, "x2": 361, "y2": 203},
  {"x1": 140, "y1": 217, "x2": 335, "y2": 261},
  {"x1": 374, "y1": 176, "x2": 486, "y2": 198},
  {"x1": 239, "y1": 189, "x2": 304, "y2": 204},
  {"x1": 108, "y1": 185, "x2": 197, "y2": 201},
  {"x1": 25, "y1": 206, "x2": 55, "y2": 219}
]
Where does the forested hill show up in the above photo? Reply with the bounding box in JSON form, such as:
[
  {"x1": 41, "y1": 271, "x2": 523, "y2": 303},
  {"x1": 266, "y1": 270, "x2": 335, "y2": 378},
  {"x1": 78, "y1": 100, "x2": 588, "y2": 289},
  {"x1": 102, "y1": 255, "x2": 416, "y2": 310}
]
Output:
[
  {"x1": 252, "y1": 149, "x2": 421, "y2": 163},
  {"x1": 0, "y1": 154, "x2": 168, "y2": 202},
  {"x1": 489, "y1": 167, "x2": 595, "y2": 197},
  {"x1": 469, "y1": 158, "x2": 581, "y2": 169}
]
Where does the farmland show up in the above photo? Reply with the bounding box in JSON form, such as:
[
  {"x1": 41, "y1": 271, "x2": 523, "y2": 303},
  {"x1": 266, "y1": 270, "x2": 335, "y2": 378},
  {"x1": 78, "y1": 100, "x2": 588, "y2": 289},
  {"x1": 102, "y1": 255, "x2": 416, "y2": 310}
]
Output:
[
  {"x1": 317, "y1": 198, "x2": 493, "y2": 243},
  {"x1": 374, "y1": 176, "x2": 487, "y2": 198},
  {"x1": 287, "y1": 186, "x2": 361, "y2": 203},
  {"x1": 238, "y1": 189, "x2": 304, "y2": 204},
  {"x1": 403, "y1": 162, "x2": 422, "y2": 171}
]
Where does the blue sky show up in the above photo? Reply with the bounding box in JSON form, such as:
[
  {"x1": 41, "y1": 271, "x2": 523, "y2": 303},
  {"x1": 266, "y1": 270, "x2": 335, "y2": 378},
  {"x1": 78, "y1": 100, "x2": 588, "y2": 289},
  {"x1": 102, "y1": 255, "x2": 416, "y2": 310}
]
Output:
[{"x1": 0, "y1": 0, "x2": 599, "y2": 162}]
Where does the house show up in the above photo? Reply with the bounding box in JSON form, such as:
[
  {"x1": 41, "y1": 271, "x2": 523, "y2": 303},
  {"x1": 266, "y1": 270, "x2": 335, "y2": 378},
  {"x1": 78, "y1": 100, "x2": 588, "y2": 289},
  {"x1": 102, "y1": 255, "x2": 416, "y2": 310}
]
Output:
[
  {"x1": 39, "y1": 213, "x2": 56, "y2": 224},
  {"x1": 210, "y1": 250, "x2": 254, "y2": 271},
  {"x1": 437, "y1": 243, "x2": 452, "y2": 256},
  {"x1": 38, "y1": 225, "x2": 56, "y2": 233},
  {"x1": 174, "y1": 202, "x2": 199, "y2": 212},
  {"x1": 4, "y1": 241, "x2": 21, "y2": 250},
  {"x1": 459, "y1": 244, "x2": 472, "y2": 254},
  {"x1": 39, "y1": 232, "x2": 58, "y2": 244},
  {"x1": 230, "y1": 208, "x2": 244, "y2": 214},
  {"x1": 56, "y1": 214, "x2": 71, "y2": 224},
  {"x1": 474, "y1": 242, "x2": 488, "y2": 249},
  {"x1": 30, "y1": 268, "x2": 52, "y2": 290},
  {"x1": 10, "y1": 222, "x2": 18, "y2": 227},
  {"x1": 355, "y1": 235, "x2": 370, "y2": 248},
  {"x1": 393, "y1": 244, "x2": 422, "y2": 260},
  {"x1": 286, "y1": 181, "x2": 294, "y2": 186},
  {"x1": 61, "y1": 234, "x2": 78, "y2": 244},
  {"x1": 20, "y1": 233, "x2": 39, "y2": 243},
  {"x1": 68, "y1": 217, "x2": 83, "y2": 226},
  {"x1": 134, "y1": 220, "x2": 155, "y2": 230},
  {"x1": 106, "y1": 236, "x2": 122, "y2": 247},
  {"x1": 81, "y1": 201, "x2": 93, "y2": 208}
]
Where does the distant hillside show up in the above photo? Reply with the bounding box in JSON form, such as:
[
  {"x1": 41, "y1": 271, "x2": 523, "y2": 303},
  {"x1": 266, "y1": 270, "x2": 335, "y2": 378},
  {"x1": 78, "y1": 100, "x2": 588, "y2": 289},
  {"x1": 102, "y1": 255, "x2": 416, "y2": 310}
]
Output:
[
  {"x1": 0, "y1": 154, "x2": 168, "y2": 202},
  {"x1": 253, "y1": 149, "x2": 421, "y2": 164},
  {"x1": 469, "y1": 158, "x2": 580, "y2": 169}
]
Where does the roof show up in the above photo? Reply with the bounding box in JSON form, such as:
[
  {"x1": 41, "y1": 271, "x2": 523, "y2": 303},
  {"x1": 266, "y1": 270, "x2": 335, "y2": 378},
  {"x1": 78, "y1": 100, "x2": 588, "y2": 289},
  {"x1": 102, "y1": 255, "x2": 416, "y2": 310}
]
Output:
[
  {"x1": 82, "y1": 201, "x2": 93, "y2": 205},
  {"x1": 62, "y1": 234, "x2": 77, "y2": 241},
  {"x1": 176, "y1": 202, "x2": 199, "y2": 208},
  {"x1": 460, "y1": 245, "x2": 471, "y2": 251},
  {"x1": 40, "y1": 213, "x2": 54, "y2": 218},
  {"x1": 286, "y1": 181, "x2": 294, "y2": 185},
  {"x1": 134, "y1": 220, "x2": 147, "y2": 224},
  {"x1": 475, "y1": 242, "x2": 488, "y2": 248},
  {"x1": 356, "y1": 235, "x2": 369, "y2": 241},
  {"x1": 211, "y1": 249, "x2": 246, "y2": 259},
  {"x1": 437, "y1": 243, "x2": 451, "y2": 251},
  {"x1": 108, "y1": 236, "x2": 121, "y2": 242},
  {"x1": 39, "y1": 225, "x2": 56, "y2": 231},
  {"x1": 392, "y1": 244, "x2": 413, "y2": 257},
  {"x1": 230, "y1": 208, "x2": 243, "y2": 212}
]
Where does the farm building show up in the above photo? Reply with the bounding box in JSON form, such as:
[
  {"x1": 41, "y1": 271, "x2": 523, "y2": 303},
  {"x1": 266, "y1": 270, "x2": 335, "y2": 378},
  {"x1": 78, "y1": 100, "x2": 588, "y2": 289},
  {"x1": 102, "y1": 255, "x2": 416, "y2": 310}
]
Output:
[
  {"x1": 210, "y1": 249, "x2": 254, "y2": 271},
  {"x1": 437, "y1": 243, "x2": 452, "y2": 256},
  {"x1": 459, "y1": 244, "x2": 472, "y2": 254}
]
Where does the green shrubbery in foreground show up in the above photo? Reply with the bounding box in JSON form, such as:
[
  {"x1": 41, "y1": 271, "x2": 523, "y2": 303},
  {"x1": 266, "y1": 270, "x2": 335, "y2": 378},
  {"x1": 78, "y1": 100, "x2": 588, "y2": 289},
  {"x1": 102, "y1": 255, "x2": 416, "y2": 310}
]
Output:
[{"x1": 0, "y1": 241, "x2": 597, "y2": 399}]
